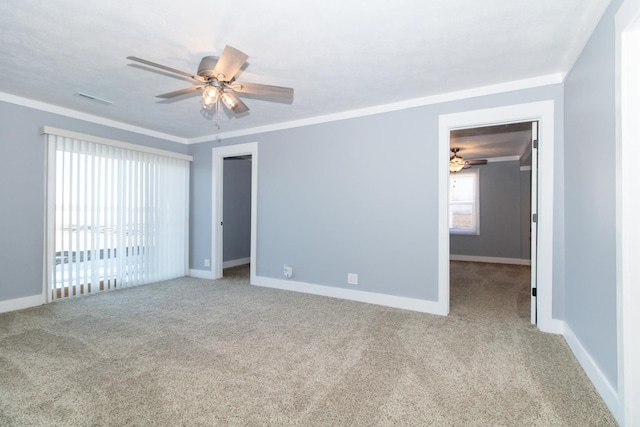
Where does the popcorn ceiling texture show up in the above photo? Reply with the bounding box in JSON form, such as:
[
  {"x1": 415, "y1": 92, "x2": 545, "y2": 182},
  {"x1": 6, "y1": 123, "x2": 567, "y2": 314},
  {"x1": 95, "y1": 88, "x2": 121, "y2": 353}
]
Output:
[{"x1": 0, "y1": 0, "x2": 610, "y2": 139}]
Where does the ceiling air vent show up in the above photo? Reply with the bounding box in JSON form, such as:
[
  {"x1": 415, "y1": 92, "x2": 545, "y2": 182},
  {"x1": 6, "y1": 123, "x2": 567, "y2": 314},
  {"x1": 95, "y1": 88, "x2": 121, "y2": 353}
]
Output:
[{"x1": 76, "y1": 92, "x2": 113, "y2": 106}]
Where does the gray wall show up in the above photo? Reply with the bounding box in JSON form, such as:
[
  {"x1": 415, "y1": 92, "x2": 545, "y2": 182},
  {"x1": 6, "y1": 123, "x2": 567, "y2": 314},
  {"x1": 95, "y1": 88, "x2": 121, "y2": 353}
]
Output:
[
  {"x1": 188, "y1": 84, "x2": 565, "y2": 305},
  {"x1": 0, "y1": 101, "x2": 187, "y2": 302},
  {"x1": 223, "y1": 158, "x2": 252, "y2": 262},
  {"x1": 563, "y1": 0, "x2": 623, "y2": 390},
  {"x1": 450, "y1": 161, "x2": 530, "y2": 260}
]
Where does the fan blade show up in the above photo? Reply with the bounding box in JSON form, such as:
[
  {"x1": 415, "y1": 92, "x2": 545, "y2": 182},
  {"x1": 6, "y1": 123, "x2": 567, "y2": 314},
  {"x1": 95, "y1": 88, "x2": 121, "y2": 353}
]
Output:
[
  {"x1": 220, "y1": 89, "x2": 249, "y2": 114},
  {"x1": 466, "y1": 159, "x2": 488, "y2": 165},
  {"x1": 127, "y1": 56, "x2": 206, "y2": 82},
  {"x1": 212, "y1": 46, "x2": 248, "y2": 82},
  {"x1": 228, "y1": 81, "x2": 294, "y2": 101},
  {"x1": 157, "y1": 86, "x2": 205, "y2": 99}
]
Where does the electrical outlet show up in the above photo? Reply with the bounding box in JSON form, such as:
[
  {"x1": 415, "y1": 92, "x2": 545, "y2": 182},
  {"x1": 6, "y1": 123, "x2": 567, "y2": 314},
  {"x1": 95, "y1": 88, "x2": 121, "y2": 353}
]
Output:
[
  {"x1": 347, "y1": 273, "x2": 358, "y2": 285},
  {"x1": 284, "y1": 265, "x2": 293, "y2": 279},
  {"x1": 204, "y1": 259, "x2": 210, "y2": 267}
]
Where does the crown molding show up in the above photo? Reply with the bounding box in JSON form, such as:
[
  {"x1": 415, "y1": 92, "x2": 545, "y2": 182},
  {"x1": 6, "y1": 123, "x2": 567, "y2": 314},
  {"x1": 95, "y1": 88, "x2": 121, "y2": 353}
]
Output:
[
  {"x1": 2, "y1": 72, "x2": 564, "y2": 146},
  {"x1": 486, "y1": 155, "x2": 522, "y2": 162},
  {"x1": 0, "y1": 92, "x2": 188, "y2": 144},
  {"x1": 189, "y1": 73, "x2": 565, "y2": 144}
]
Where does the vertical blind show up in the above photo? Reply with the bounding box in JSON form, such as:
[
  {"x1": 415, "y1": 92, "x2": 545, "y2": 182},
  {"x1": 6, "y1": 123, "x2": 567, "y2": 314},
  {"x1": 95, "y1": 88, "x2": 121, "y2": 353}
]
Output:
[{"x1": 44, "y1": 129, "x2": 190, "y2": 301}]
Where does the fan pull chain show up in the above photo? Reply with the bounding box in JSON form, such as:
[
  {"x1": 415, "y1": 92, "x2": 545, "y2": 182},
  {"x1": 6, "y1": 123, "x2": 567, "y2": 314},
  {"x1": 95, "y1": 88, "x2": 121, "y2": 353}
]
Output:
[{"x1": 215, "y1": 96, "x2": 221, "y2": 129}]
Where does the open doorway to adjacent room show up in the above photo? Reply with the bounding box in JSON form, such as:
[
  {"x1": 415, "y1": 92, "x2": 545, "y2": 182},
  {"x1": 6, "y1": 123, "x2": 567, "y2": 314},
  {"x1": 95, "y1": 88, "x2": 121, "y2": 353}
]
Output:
[
  {"x1": 211, "y1": 142, "x2": 258, "y2": 282},
  {"x1": 447, "y1": 121, "x2": 538, "y2": 323},
  {"x1": 221, "y1": 155, "x2": 252, "y2": 278},
  {"x1": 438, "y1": 101, "x2": 559, "y2": 333}
]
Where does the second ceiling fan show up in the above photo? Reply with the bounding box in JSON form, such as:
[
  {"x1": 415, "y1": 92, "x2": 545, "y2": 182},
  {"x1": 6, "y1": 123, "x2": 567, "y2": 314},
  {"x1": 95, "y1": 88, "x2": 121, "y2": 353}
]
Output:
[
  {"x1": 128, "y1": 45, "x2": 294, "y2": 127},
  {"x1": 449, "y1": 148, "x2": 488, "y2": 173}
]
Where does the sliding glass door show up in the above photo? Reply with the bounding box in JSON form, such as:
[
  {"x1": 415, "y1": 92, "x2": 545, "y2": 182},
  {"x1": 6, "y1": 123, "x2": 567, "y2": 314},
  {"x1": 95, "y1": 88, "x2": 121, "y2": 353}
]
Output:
[{"x1": 45, "y1": 129, "x2": 190, "y2": 301}]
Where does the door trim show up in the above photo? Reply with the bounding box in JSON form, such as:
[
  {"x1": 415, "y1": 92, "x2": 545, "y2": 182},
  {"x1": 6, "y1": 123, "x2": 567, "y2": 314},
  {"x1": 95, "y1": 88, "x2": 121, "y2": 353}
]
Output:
[
  {"x1": 438, "y1": 100, "x2": 562, "y2": 333},
  {"x1": 211, "y1": 142, "x2": 258, "y2": 283},
  {"x1": 616, "y1": 1, "x2": 640, "y2": 424},
  {"x1": 530, "y1": 121, "x2": 539, "y2": 325}
]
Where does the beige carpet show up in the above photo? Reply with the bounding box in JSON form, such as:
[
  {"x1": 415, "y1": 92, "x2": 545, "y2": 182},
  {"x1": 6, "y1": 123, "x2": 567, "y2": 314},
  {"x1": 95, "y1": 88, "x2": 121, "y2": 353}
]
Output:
[{"x1": 0, "y1": 262, "x2": 616, "y2": 426}]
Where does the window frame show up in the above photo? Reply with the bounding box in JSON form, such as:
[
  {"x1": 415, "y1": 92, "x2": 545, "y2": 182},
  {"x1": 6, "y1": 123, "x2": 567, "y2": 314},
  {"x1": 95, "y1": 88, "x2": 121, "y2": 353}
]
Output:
[{"x1": 449, "y1": 168, "x2": 480, "y2": 235}]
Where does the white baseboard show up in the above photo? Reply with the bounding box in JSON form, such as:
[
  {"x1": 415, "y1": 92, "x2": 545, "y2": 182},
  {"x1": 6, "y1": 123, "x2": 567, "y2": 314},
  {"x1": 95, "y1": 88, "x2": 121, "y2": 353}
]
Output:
[
  {"x1": 0, "y1": 293, "x2": 46, "y2": 314},
  {"x1": 563, "y1": 322, "x2": 620, "y2": 423},
  {"x1": 253, "y1": 276, "x2": 448, "y2": 316},
  {"x1": 223, "y1": 257, "x2": 250, "y2": 268},
  {"x1": 450, "y1": 254, "x2": 531, "y2": 265},
  {"x1": 188, "y1": 269, "x2": 216, "y2": 280},
  {"x1": 538, "y1": 317, "x2": 565, "y2": 335}
]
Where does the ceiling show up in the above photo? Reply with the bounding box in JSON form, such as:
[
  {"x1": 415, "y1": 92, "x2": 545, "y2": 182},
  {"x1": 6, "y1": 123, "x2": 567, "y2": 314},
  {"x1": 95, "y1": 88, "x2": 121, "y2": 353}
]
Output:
[
  {"x1": 450, "y1": 122, "x2": 533, "y2": 161},
  {"x1": 0, "y1": 1, "x2": 610, "y2": 143}
]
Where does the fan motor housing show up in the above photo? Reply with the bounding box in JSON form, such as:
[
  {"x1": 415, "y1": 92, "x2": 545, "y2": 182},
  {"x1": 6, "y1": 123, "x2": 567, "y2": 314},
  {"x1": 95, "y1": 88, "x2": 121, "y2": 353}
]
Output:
[{"x1": 197, "y1": 56, "x2": 219, "y2": 78}]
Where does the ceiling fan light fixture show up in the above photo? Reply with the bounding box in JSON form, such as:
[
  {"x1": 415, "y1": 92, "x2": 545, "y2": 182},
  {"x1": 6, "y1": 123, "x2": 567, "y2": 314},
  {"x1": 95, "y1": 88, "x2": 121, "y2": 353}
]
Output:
[
  {"x1": 204, "y1": 87, "x2": 218, "y2": 98},
  {"x1": 201, "y1": 87, "x2": 220, "y2": 109},
  {"x1": 202, "y1": 96, "x2": 215, "y2": 109},
  {"x1": 449, "y1": 160, "x2": 466, "y2": 173},
  {"x1": 449, "y1": 148, "x2": 467, "y2": 173},
  {"x1": 220, "y1": 91, "x2": 237, "y2": 109}
]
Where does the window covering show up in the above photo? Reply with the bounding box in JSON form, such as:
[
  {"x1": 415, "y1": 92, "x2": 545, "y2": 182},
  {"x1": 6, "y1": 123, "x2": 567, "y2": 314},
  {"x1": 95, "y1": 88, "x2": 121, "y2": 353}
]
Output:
[{"x1": 44, "y1": 129, "x2": 190, "y2": 301}]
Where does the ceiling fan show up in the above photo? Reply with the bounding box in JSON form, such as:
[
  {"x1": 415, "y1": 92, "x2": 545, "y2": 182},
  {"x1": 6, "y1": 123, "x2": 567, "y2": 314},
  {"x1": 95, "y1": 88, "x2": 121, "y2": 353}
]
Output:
[
  {"x1": 449, "y1": 148, "x2": 487, "y2": 173},
  {"x1": 127, "y1": 45, "x2": 294, "y2": 128}
]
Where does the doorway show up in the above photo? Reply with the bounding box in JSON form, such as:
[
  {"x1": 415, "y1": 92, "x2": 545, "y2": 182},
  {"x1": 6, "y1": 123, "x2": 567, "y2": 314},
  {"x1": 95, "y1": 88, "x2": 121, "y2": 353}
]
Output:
[
  {"x1": 438, "y1": 101, "x2": 561, "y2": 333},
  {"x1": 211, "y1": 142, "x2": 258, "y2": 282},
  {"x1": 222, "y1": 156, "x2": 252, "y2": 270},
  {"x1": 448, "y1": 121, "x2": 537, "y2": 323}
]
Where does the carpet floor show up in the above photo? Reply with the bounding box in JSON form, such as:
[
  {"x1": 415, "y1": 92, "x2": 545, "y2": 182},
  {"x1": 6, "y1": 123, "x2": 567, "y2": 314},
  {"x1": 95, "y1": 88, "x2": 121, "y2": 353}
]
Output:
[{"x1": 0, "y1": 262, "x2": 616, "y2": 426}]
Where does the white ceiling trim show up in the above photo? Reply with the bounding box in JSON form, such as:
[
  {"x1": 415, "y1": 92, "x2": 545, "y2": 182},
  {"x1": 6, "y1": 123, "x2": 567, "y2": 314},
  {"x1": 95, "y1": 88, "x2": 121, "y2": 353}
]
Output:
[
  {"x1": 486, "y1": 155, "x2": 521, "y2": 162},
  {"x1": 2, "y1": 72, "x2": 563, "y2": 146},
  {"x1": 0, "y1": 92, "x2": 188, "y2": 144},
  {"x1": 190, "y1": 73, "x2": 564, "y2": 144}
]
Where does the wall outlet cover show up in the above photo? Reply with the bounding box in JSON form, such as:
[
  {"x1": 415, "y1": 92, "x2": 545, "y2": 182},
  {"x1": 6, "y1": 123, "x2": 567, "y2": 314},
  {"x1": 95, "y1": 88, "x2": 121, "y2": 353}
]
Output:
[{"x1": 284, "y1": 265, "x2": 293, "y2": 279}]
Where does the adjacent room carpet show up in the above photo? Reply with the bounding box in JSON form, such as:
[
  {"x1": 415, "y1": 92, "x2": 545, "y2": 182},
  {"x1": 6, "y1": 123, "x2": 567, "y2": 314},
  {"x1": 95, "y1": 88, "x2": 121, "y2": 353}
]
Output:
[{"x1": 0, "y1": 262, "x2": 616, "y2": 426}]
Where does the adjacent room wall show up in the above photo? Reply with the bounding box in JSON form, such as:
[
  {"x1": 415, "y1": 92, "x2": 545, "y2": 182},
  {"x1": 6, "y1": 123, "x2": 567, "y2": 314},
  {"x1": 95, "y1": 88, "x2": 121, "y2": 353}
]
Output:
[
  {"x1": 188, "y1": 84, "x2": 564, "y2": 305},
  {"x1": 222, "y1": 158, "x2": 252, "y2": 264},
  {"x1": 0, "y1": 101, "x2": 187, "y2": 305},
  {"x1": 450, "y1": 160, "x2": 530, "y2": 261}
]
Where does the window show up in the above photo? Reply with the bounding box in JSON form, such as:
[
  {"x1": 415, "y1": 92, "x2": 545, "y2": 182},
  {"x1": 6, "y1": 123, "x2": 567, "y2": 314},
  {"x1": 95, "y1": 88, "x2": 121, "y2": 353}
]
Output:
[
  {"x1": 44, "y1": 128, "x2": 191, "y2": 301},
  {"x1": 449, "y1": 169, "x2": 479, "y2": 235}
]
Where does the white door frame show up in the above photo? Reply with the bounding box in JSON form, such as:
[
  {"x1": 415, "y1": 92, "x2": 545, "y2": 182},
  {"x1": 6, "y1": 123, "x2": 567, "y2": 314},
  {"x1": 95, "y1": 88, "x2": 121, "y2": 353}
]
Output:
[
  {"x1": 530, "y1": 121, "x2": 539, "y2": 325},
  {"x1": 616, "y1": 1, "x2": 640, "y2": 425},
  {"x1": 211, "y1": 142, "x2": 258, "y2": 283},
  {"x1": 438, "y1": 100, "x2": 562, "y2": 333}
]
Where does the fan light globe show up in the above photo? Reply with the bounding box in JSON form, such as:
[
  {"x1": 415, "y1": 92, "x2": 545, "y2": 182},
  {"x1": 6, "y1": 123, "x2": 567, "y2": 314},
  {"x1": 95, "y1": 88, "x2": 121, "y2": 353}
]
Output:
[
  {"x1": 204, "y1": 87, "x2": 218, "y2": 99},
  {"x1": 221, "y1": 92, "x2": 237, "y2": 109},
  {"x1": 449, "y1": 161, "x2": 465, "y2": 173},
  {"x1": 449, "y1": 154, "x2": 466, "y2": 173}
]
